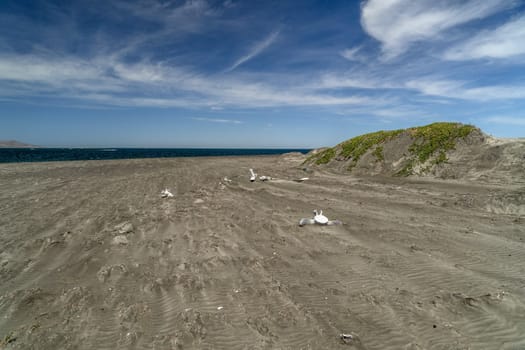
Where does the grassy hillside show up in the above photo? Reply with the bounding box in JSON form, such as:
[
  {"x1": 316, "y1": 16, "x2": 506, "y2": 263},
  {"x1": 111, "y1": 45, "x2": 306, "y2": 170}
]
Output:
[{"x1": 305, "y1": 122, "x2": 478, "y2": 176}]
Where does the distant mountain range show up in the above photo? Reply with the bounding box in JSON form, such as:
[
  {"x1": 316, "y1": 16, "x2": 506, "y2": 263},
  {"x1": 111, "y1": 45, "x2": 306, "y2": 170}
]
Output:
[{"x1": 0, "y1": 140, "x2": 39, "y2": 148}]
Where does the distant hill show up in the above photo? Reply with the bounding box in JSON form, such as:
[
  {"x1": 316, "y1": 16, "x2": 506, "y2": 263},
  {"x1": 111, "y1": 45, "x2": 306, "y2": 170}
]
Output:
[
  {"x1": 304, "y1": 122, "x2": 525, "y2": 183},
  {"x1": 0, "y1": 140, "x2": 38, "y2": 148}
]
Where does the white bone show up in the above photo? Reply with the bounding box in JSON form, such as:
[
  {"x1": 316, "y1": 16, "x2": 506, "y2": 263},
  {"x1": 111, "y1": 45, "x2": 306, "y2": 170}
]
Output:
[
  {"x1": 249, "y1": 168, "x2": 257, "y2": 182},
  {"x1": 299, "y1": 209, "x2": 341, "y2": 226}
]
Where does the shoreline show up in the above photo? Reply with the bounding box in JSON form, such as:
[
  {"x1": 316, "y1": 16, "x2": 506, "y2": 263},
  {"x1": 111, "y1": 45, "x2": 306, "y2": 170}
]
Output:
[{"x1": 0, "y1": 148, "x2": 311, "y2": 165}]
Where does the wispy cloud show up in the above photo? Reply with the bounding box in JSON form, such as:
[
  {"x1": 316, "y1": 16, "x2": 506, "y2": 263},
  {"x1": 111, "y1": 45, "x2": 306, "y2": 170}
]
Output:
[
  {"x1": 0, "y1": 55, "x2": 126, "y2": 95},
  {"x1": 484, "y1": 116, "x2": 525, "y2": 126},
  {"x1": 318, "y1": 72, "x2": 394, "y2": 90},
  {"x1": 444, "y1": 15, "x2": 525, "y2": 60},
  {"x1": 406, "y1": 78, "x2": 525, "y2": 100},
  {"x1": 361, "y1": 0, "x2": 511, "y2": 59},
  {"x1": 405, "y1": 79, "x2": 466, "y2": 97},
  {"x1": 0, "y1": 56, "x2": 99, "y2": 83},
  {"x1": 0, "y1": 53, "x2": 374, "y2": 108},
  {"x1": 226, "y1": 30, "x2": 280, "y2": 72},
  {"x1": 336, "y1": 103, "x2": 437, "y2": 122},
  {"x1": 112, "y1": 0, "x2": 216, "y2": 30},
  {"x1": 192, "y1": 117, "x2": 243, "y2": 124},
  {"x1": 340, "y1": 46, "x2": 363, "y2": 62}
]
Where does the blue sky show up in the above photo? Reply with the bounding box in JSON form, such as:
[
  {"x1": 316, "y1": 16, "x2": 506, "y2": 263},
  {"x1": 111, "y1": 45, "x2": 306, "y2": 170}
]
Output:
[{"x1": 1, "y1": 0, "x2": 525, "y2": 148}]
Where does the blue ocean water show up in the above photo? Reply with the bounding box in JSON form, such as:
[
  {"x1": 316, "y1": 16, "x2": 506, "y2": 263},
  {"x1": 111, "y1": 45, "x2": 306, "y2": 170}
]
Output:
[{"x1": 0, "y1": 148, "x2": 311, "y2": 163}]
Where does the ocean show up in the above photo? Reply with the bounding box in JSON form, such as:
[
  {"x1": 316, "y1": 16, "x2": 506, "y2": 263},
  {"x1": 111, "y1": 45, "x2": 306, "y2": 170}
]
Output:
[{"x1": 0, "y1": 148, "x2": 311, "y2": 163}]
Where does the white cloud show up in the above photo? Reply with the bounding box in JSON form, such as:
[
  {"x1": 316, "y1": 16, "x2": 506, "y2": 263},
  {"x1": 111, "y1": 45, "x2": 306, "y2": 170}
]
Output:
[
  {"x1": 484, "y1": 116, "x2": 525, "y2": 126},
  {"x1": 460, "y1": 86, "x2": 525, "y2": 100},
  {"x1": 406, "y1": 78, "x2": 525, "y2": 100},
  {"x1": 318, "y1": 73, "x2": 392, "y2": 90},
  {"x1": 192, "y1": 117, "x2": 243, "y2": 124},
  {"x1": 444, "y1": 15, "x2": 525, "y2": 60},
  {"x1": 0, "y1": 54, "x2": 372, "y2": 108},
  {"x1": 227, "y1": 30, "x2": 280, "y2": 72},
  {"x1": 0, "y1": 55, "x2": 124, "y2": 93},
  {"x1": 405, "y1": 78, "x2": 466, "y2": 96},
  {"x1": 112, "y1": 62, "x2": 168, "y2": 83},
  {"x1": 66, "y1": 93, "x2": 201, "y2": 108},
  {"x1": 0, "y1": 56, "x2": 98, "y2": 82},
  {"x1": 336, "y1": 104, "x2": 436, "y2": 121},
  {"x1": 114, "y1": 0, "x2": 215, "y2": 26},
  {"x1": 223, "y1": 0, "x2": 236, "y2": 8},
  {"x1": 340, "y1": 46, "x2": 363, "y2": 61},
  {"x1": 361, "y1": 0, "x2": 510, "y2": 59}
]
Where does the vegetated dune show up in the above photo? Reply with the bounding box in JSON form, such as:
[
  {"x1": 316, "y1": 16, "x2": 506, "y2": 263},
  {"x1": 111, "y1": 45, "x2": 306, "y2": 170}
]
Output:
[{"x1": 304, "y1": 122, "x2": 525, "y2": 184}]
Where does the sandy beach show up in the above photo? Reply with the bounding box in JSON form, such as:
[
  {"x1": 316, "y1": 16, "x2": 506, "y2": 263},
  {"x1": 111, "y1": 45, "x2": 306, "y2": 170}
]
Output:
[{"x1": 1, "y1": 154, "x2": 524, "y2": 349}]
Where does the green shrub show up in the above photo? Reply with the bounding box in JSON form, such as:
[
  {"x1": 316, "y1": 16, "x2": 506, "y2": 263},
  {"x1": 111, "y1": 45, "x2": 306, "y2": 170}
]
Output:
[
  {"x1": 396, "y1": 122, "x2": 475, "y2": 175},
  {"x1": 340, "y1": 129, "x2": 403, "y2": 161},
  {"x1": 407, "y1": 122, "x2": 474, "y2": 165},
  {"x1": 315, "y1": 148, "x2": 336, "y2": 165},
  {"x1": 396, "y1": 161, "x2": 414, "y2": 177},
  {"x1": 372, "y1": 145, "x2": 384, "y2": 162}
]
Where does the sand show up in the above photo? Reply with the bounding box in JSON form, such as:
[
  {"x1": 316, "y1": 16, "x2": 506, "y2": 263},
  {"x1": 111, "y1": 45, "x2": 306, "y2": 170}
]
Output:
[{"x1": 0, "y1": 155, "x2": 524, "y2": 349}]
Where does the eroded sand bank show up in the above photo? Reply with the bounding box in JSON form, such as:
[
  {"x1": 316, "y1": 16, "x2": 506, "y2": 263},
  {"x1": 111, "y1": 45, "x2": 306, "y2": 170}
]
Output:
[{"x1": 0, "y1": 155, "x2": 524, "y2": 349}]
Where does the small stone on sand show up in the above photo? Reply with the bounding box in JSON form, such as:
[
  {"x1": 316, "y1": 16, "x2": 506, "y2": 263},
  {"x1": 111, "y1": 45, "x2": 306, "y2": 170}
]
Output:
[
  {"x1": 115, "y1": 222, "x2": 134, "y2": 235},
  {"x1": 112, "y1": 235, "x2": 129, "y2": 245}
]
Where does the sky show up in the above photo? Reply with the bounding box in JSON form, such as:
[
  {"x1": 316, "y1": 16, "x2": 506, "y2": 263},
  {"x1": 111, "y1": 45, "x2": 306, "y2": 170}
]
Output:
[{"x1": 1, "y1": 0, "x2": 525, "y2": 148}]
